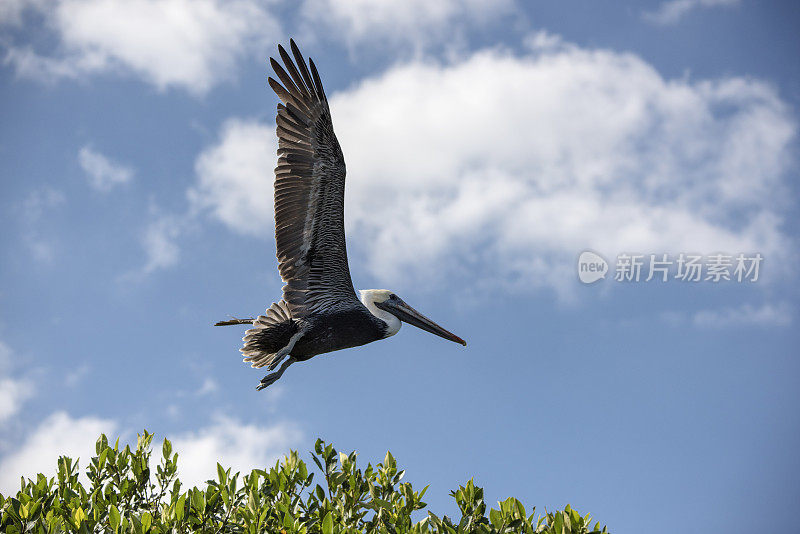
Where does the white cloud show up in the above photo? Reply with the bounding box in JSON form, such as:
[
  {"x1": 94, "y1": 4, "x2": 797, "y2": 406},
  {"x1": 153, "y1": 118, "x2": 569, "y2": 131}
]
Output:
[
  {"x1": 189, "y1": 36, "x2": 795, "y2": 298},
  {"x1": 143, "y1": 219, "x2": 179, "y2": 272},
  {"x1": 189, "y1": 119, "x2": 275, "y2": 235},
  {"x1": 197, "y1": 377, "x2": 218, "y2": 396},
  {"x1": 0, "y1": 339, "x2": 12, "y2": 372},
  {"x1": 0, "y1": 340, "x2": 33, "y2": 426},
  {"x1": 693, "y1": 302, "x2": 793, "y2": 328},
  {"x1": 644, "y1": 0, "x2": 740, "y2": 25},
  {"x1": 0, "y1": 337, "x2": 298, "y2": 494},
  {"x1": 135, "y1": 212, "x2": 187, "y2": 275},
  {"x1": 171, "y1": 415, "x2": 301, "y2": 488},
  {"x1": 0, "y1": 411, "x2": 117, "y2": 494},
  {"x1": 3, "y1": 0, "x2": 281, "y2": 94},
  {"x1": 78, "y1": 145, "x2": 133, "y2": 192},
  {"x1": 65, "y1": 363, "x2": 90, "y2": 387},
  {"x1": 0, "y1": 0, "x2": 38, "y2": 25},
  {"x1": 261, "y1": 383, "x2": 285, "y2": 411},
  {"x1": 335, "y1": 42, "x2": 795, "y2": 294},
  {"x1": 17, "y1": 186, "x2": 65, "y2": 263},
  {"x1": 137, "y1": 119, "x2": 274, "y2": 276},
  {"x1": 300, "y1": 0, "x2": 515, "y2": 52},
  {"x1": 21, "y1": 186, "x2": 65, "y2": 220},
  {"x1": 115, "y1": 203, "x2": 198, "y2": 279},
  {"x1": 0, "y1": 378, "x2": 31, "y2": 425},
  {"x1": 0, "y1": 403, "x2": 300, "y2": 495}
]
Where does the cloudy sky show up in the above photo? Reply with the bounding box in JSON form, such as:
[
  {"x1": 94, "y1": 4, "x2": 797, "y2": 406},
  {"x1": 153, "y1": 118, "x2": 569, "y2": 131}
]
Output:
[{"x1": 1, "y1": 0, "x2": 798, "y2": 532}]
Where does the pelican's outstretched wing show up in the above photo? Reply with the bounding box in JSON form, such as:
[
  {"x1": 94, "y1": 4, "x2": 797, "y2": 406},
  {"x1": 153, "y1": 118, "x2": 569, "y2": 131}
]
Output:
[{"x1": 268, "y1": 40, "x2": 358, "y2": 319}]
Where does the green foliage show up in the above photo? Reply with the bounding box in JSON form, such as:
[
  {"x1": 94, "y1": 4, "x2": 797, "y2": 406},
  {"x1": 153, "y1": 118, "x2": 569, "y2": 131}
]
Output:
[{"x1": 0, "y1": 432, "x2": 609, "y2": 533}]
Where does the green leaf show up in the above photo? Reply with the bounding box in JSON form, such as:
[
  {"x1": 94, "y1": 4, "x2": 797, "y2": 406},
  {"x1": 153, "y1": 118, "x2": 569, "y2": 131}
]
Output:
[
  {"x1": 109, "y1": 504, "x2": 121, "y2": 532},
  {"x1": 489, "y1": 508, "x2": 502, "y2": 528},
  {"x1": 322, "y1": 511, "x2": 333, "y2": 534},
  {"x1": 191, "y1": 489, "x2": 204, "y2": 511},
  {"x1": 73, "y1": 506, "x2": 87, "y2": 525},
  {"x1": 371, "y1": 498, "x2": 391, "y2": 510},
  {"x1": 515, "y1": 499, "x2": 526, "y2": 519},
  {"x1": 141, "y1": 511, "x2": 152, "y2": 531},
  {"x1": 175, "y1": 495, "x2": 186, "y2": 521},
  {"x1": 553, "y1": 511, "x2": 564, "y2": 534},
  {"x1": 217, "y1": 462, "x2": 226, "y2": 484}
]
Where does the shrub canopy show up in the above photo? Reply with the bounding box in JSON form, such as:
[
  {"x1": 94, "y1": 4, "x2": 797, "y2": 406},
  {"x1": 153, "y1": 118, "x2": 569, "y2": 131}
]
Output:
[{"x1": 0, "y1": 431, "x2": 609, "y2": 533}]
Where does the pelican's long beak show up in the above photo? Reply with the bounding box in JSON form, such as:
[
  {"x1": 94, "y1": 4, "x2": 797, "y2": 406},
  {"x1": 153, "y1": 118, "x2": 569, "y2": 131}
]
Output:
[{"x1": 377, "y1": 298, "x2": 466, "y2": 346}]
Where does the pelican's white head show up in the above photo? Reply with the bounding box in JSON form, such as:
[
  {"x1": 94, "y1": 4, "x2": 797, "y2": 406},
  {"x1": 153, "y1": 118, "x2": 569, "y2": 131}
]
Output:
[
  {"x1": 359, "y1": 289, "x2": 401, "y2": 337},
  {"x1": 359, "y1": 289, "x2": 466, "y2": 345}
]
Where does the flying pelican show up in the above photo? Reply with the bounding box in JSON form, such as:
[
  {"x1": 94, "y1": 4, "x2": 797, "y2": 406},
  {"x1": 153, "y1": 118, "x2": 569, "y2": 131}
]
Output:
[{"x1": 216, "y1": 40, "x2": 466, "y2": 390}]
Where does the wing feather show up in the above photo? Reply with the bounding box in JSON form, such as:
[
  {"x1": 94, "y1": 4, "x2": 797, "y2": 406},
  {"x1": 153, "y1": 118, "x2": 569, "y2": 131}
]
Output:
[
  {"x1": 290, "y1": 41, "x2": 318, "y2": 99},
  {"x1": 268, "y1": 39, "x2": 357, "y2": 319}
]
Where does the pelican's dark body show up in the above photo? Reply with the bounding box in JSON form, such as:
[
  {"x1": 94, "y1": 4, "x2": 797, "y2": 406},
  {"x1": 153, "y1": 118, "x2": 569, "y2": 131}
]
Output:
[{"x1": 244, "y1": 305, "x2": 388, "y2": 362}]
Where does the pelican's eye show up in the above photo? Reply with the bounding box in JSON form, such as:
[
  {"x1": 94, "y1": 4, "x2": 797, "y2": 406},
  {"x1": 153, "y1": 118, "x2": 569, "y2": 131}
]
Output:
[{"x1": 389, "y1": 293, "x2": 397, "y2": 300}]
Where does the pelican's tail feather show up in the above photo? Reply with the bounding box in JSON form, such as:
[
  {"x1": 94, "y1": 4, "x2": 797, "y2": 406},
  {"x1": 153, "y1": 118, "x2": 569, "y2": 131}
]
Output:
[{"x1": 241, "y1": 301, "x2": 299, "y2": 369}]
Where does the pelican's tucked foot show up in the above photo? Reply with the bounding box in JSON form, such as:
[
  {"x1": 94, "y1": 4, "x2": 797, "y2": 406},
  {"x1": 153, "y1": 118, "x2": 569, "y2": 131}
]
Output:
[
  {"x1": 267, "y1": 331, "x2": 303, "y2": 371},
  {"x1": 257, "y1": 357, "x2": 296, "y2": 390}
]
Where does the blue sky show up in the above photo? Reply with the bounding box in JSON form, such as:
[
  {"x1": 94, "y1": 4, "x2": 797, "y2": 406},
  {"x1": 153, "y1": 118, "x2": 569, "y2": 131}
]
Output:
[{"x1": 1, "y1": 0, "x2": 799, "y2": 532}]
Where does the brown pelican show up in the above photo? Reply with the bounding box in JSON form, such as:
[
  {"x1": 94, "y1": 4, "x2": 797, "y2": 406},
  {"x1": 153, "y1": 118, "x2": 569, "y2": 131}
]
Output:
[{"x1": 216, "y1": 40, "x2": 466, "y2": 390}]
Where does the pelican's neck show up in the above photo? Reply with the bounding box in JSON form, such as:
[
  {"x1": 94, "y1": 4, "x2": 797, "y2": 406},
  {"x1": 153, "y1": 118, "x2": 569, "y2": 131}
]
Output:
[{"x1": 359, "y1": 290, "x2": 401, "y2": 338}]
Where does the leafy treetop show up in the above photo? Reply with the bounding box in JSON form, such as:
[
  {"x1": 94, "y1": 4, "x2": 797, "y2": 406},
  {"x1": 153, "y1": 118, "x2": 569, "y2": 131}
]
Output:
[{"x1": 0, "y1": 431, "x2": 609, "y2": 534}]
